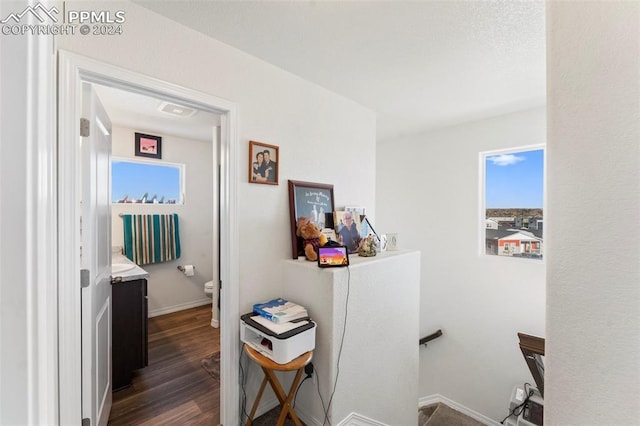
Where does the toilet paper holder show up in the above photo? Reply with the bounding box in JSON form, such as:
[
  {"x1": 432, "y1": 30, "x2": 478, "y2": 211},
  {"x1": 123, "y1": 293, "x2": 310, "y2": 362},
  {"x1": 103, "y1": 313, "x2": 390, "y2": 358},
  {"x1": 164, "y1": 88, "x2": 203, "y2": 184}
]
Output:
[{"x1": 177, "y1": 265, "x2": 195, "y2": 272}]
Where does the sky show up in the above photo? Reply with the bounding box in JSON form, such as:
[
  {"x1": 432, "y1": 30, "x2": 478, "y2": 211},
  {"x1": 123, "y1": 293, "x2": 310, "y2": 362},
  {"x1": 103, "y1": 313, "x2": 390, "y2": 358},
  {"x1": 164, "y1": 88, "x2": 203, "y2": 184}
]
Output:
[
  {"x1": 111, "y1": 160, "x2": 181, "y2": 203},
  {"x1": 485, "y1": 148, "x2": 544, "y2": 208}
]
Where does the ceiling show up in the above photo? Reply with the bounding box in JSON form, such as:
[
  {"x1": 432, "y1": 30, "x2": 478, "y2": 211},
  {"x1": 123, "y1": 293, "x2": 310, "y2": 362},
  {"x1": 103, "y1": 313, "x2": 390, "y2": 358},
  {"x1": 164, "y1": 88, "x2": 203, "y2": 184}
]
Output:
[
  {"x1": 135, "y1": 0, "x2": 547, "y2": 142},
  {"x1": 93, "y1": 84, "x2": 221, "y2": 141}
]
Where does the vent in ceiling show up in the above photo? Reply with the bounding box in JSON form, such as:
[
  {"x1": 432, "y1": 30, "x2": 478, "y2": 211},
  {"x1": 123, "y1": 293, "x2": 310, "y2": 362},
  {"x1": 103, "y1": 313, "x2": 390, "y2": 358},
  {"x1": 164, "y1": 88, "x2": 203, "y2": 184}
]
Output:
[{"x1": 158, "y1": 101, "x2": 198, "y2": 118}]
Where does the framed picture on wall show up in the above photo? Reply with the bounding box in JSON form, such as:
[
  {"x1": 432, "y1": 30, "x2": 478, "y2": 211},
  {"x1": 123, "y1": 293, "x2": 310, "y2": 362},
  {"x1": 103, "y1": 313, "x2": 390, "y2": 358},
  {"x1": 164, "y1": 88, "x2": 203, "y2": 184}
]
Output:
[
  {"x1": 135, "y1": 132, "x2": 162, "y2": 159},
  {"x1": 288, "y1": 180, "x2": 335, "y2": 258},
  {"x1": 249, "y1": 140, "x2": 279, "y2": 185}
]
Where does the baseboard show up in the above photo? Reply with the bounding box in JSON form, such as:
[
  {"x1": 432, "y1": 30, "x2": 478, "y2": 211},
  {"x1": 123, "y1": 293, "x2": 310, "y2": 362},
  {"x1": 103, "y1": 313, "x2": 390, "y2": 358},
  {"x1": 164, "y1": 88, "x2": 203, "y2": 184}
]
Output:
[
  {"x1": 418, "y1": 394, "x2": 501, "y2": 426},
  {"x1": 336, "y1": 412, "x2": 389, "y2": 426},
  {"x1": 294, "y1": 405, "x2": 325, "y2": 426},
  {"x1": 148, "y1": 298, "x2": 212, "y2": 318},
  {"x1": 210, "y1": 318, "x2": 219, "y2": 328},
  {"x1": 252, "y1": 402, "x2": 385, "y2": 426}
]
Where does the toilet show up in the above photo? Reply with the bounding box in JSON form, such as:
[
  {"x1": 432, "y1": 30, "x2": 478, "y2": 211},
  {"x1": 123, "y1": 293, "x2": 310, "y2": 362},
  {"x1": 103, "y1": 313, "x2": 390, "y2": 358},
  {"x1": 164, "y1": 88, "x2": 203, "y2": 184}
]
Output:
[
  {"x1": 204, "y1": 280, "x2": 220, "y2": 328},
  {"x1": 204, "y1": 280, "x2": 214, "y2": 296}
]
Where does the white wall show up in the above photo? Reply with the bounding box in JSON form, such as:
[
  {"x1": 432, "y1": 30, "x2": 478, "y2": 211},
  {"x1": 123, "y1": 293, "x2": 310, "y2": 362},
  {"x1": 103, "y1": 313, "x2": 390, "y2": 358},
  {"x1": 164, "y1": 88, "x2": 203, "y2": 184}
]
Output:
[
  {"x1": 57, "y1": 0, "x2": 375, "y2": 313},
  {"x1": 546, "y1": 2, "x2": 640, "y2": 424},
  {"x1": 283, "y1": 251, "x2": 420, "y2": 425},
  {"x1": 110, "y1": 126, "x2": 214, "y2": 316},
  {"x1": 56, "y1": 4, "x2": 375, "y2": 421},
  {"x1": 376, "y1": 108, "x2": 546, "y2": 421}
]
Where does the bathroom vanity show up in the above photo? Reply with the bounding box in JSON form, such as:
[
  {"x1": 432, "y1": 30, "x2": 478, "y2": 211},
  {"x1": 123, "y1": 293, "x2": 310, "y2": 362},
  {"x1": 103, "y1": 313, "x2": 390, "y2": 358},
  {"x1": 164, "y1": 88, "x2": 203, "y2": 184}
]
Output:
[{"x1": 111, "y1": 255, "x2": 149, "y2": 391}]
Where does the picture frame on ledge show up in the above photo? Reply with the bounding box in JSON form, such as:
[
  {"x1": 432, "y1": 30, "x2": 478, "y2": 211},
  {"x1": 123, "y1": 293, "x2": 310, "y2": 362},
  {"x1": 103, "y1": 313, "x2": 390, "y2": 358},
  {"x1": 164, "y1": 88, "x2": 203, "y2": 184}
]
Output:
[
  {"x1": 135, "y1": 132, "x2": 162, "y2": 159},
  {"x1": 334, "y1": 210, "x2": 363, "y2": 254},
  {"x1": 249, "y1": 140, "x2": 279, "y2": 185},
  {"x1": 361, "y1": 216, "x2": 380, "y2": 242},
  {"x1": 288, "y1": 180, "x2": 335, "y2": 259},
  {"x1": 386, "y1": 233, "x2": 398, "y2": 251}
]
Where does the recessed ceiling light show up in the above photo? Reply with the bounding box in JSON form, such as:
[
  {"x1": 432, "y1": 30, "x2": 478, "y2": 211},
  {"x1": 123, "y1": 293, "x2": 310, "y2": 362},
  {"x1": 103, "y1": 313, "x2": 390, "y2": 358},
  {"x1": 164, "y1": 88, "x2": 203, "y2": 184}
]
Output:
[{"x1": 158, "y1": 101, "x2": 197, "y2": 118}]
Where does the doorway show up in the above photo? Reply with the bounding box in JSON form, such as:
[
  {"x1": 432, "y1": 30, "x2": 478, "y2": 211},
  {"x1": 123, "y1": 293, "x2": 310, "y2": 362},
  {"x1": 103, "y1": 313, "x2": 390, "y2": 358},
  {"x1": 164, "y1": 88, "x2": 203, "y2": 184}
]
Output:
[
  {"x1": 91, "y1": 82, "x2": 221, "y2": 422},
  {"x1": 58, "y1": 51, "x2": 240, "y2": 426}
]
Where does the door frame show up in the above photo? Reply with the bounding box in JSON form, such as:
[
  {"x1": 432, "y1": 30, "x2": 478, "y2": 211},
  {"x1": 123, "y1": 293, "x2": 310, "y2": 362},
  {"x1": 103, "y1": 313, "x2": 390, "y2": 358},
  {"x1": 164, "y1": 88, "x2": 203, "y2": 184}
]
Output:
[{"x1": 58, "y1": 50, "x2": 240, "y2": 425}]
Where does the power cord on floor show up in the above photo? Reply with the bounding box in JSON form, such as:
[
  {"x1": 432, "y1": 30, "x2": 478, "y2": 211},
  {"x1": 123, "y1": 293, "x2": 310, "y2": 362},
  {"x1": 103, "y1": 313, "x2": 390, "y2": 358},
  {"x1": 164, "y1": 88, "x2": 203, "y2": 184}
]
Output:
[{"x1": 500, "y1": 382, "x2": 534, "y2": 424}]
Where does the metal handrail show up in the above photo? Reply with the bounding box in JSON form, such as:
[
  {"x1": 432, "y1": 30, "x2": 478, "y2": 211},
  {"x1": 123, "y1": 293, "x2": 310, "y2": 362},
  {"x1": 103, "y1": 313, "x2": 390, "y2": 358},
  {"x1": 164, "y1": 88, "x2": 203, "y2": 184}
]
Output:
[{"x1": 419, "y1": 329, "x2": 443, "y2": 346}]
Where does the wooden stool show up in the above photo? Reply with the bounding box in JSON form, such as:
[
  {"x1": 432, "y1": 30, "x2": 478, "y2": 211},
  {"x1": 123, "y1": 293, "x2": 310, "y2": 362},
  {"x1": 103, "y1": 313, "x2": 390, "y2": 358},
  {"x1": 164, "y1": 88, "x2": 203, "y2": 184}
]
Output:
[{"x1": 244, "y1": 343, "x2": 313, "y2": 426}]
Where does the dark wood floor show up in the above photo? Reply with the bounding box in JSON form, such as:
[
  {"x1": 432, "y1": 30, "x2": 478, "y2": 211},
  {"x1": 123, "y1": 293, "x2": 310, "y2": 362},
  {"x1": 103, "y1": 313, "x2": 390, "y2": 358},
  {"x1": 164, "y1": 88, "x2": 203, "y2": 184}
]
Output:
[{"x1": 108, "y1": 304, "x2": 220, "y2": 425}]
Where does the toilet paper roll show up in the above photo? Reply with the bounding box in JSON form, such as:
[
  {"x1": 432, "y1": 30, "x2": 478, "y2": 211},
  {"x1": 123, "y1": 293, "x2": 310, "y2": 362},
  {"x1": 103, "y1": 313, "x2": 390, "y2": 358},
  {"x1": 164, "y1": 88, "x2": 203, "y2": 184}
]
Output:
[{"x1": 183, "y1": 265, "x2": 195, "y2": 277}]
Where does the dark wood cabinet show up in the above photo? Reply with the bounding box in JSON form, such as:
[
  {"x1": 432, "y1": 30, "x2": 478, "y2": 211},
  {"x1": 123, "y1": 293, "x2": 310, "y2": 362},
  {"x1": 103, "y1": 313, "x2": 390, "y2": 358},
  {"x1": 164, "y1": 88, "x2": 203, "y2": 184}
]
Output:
[{"x1": 112, "y1": 278, "x2": 148, "y2": 391}]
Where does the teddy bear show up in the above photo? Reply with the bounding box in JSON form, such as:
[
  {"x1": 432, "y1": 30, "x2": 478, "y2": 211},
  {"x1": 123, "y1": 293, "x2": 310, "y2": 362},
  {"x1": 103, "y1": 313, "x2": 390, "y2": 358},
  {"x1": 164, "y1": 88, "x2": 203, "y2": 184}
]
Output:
[{"x1": 296, "y1": 216, "x2": 328, "y2": 261}]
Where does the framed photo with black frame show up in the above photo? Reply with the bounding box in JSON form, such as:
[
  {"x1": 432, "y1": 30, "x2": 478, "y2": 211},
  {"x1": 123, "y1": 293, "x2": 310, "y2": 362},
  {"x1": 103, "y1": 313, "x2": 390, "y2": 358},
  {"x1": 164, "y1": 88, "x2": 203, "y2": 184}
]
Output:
[
  {"x1": 288, "y1": 180, "x2": 335, "y2": 259},
  {"x1": 134, "y1": 132, "x2": 162, "y2": 159}
]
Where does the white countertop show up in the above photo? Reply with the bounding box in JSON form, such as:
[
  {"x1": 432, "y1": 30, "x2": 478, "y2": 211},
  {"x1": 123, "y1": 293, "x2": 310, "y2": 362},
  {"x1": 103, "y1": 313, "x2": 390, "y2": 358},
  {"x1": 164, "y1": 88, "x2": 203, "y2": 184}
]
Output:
[{"x1": 112, "y1": 253, "x2": 149, "y2": 282}]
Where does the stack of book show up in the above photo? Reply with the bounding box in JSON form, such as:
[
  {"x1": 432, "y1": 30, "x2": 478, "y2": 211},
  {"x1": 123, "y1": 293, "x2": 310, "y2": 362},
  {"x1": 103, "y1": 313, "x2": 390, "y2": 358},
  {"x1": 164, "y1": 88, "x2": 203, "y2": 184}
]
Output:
[{"x1": 252, "y1": 298, "x2": 309, "y2": 334}]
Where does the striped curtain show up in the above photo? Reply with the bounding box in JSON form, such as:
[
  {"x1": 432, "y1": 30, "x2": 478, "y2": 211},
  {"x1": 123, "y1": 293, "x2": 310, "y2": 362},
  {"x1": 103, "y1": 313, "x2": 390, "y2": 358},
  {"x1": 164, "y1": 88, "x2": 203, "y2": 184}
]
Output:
[{"x1": 122, "y1": 214, "x2": 181, "y2": 265}]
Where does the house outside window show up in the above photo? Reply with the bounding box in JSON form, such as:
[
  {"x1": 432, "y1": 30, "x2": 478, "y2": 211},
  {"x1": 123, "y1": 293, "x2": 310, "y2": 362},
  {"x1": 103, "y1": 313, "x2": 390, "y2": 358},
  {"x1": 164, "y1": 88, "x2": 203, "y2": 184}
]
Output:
[
  {"x1": 111, "y1": 158, "x2": 185, "y2": 204},
  {"x1": 481, "y1": 146, "x2": 545, "y2": 260}
]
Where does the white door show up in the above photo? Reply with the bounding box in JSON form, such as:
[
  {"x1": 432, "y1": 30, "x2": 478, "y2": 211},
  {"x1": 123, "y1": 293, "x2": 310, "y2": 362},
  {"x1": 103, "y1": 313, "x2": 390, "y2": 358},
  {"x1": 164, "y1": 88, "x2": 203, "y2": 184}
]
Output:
[{"x1": 81, "y1": 83, "x2": 113, "y2": 426}]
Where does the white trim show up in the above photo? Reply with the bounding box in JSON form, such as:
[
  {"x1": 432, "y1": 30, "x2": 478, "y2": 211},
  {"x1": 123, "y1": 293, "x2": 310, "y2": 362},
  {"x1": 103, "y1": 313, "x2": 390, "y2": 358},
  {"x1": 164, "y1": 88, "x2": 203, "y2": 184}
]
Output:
[
  {"x1": 419, "y1": 394, "x2": 501, "y2": 426},
  {"x1": 255, "y1": 403, "x2": 385, "y2": 426},
  {"x1": 336, "y1": 412, "x2": 389, "y2": 426},
  {"x1": 220, "y1": 105, "x2": 240, "y2": 424},
  {"x1": 33, "y1": 25, "x2": 59, "y2": 426},
  {"x1": 57, "y1": 50, "x2": 240, "y2": 426},
  {"x1": 4, "y1": 3, "x2": 59, "y2": 422},
  {"x1": 147, "y1": 299, "x2": 212, "y2": 318}
]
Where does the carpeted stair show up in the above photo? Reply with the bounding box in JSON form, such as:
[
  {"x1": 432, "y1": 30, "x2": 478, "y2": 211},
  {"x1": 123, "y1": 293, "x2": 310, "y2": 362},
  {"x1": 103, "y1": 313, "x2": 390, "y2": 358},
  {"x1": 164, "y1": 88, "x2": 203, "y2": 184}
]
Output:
[{"x1": 419, "y1": 402, "x2": 486, "y2": 426}]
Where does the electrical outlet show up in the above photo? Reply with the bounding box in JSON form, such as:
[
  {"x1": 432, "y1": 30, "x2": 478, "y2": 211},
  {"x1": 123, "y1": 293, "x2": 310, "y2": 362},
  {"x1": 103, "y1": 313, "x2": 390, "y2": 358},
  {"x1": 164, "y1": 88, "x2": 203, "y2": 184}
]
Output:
[{"x1": 305, "y1": 362, "x2": 315, "y2": 384}]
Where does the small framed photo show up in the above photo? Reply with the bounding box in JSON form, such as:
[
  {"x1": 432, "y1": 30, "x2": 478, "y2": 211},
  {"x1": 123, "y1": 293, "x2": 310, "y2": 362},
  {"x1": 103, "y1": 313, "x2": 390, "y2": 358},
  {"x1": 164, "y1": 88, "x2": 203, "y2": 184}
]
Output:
[
  {"x1": 135, "y1": 132, "x2": 162, "y2": 159},
  {"x1": 321, "y1": 228, "x2": 338, "y2": 243},
  {"x1": 386, "y1": 233, "x2": 399, "y2": 251},
  {"x1": 334, "y1": 210, "x2": 363, "y2": 254},
  {"x1": 360, "y1": 216, "x2": 380, "y2": 242},
  {"x1": 345, "y1": 206, "x2": 365, "y2": 217},
  {"x1": 249, "y1": 141, "x2": 279, "y2": 185}
]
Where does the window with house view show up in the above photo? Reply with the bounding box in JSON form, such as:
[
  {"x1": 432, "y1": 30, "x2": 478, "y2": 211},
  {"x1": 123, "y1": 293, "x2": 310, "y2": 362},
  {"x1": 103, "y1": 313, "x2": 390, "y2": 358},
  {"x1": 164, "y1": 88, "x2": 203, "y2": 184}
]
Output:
[
  {"x1": 483, "y1": 146, "x2": 544, "y2": 260},
  {"x1": 111, "y1": 158, "x2": 184, "y2": 204}
]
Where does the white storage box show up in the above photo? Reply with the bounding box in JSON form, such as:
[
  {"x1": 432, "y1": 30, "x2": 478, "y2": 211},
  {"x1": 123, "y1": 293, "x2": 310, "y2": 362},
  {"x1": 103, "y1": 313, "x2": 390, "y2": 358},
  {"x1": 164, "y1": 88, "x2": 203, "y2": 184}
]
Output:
[{"x1": 240, "y1": 313, "x2": 316, "y2": 364}]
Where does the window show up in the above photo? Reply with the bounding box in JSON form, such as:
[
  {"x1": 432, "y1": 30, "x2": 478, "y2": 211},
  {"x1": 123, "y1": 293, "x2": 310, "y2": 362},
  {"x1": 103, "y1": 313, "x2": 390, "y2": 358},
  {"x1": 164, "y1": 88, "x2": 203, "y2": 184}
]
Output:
[
  {"x1": 111, "y1": 158, "x2": 184, "y2": 204},
  {"x1": 481, "y1": 146, "x2": 544, "y2": 260}
]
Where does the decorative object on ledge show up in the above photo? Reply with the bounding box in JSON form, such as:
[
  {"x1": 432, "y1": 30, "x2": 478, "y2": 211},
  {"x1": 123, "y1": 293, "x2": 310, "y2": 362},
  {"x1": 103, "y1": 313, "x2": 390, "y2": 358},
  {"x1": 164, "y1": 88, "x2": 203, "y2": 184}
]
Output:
[
  {"x1": 135, "y1": 132, "x2": 162, "y2": 159},
  {"x1": 358, "y1": 235, "x2": 377, "y2": 257},
  {"x1": 386, "y1": 233, "x2": 399, "y2": 251},
  {"x1": 249, "y1": 140, "x2": 279, "y2": 185},
  {"x1": 296, "y1": 216, "x2": 327, "y2": 262},
  {"x1": 288, "y1": 180, "x2": 334, "y2": 259}
]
